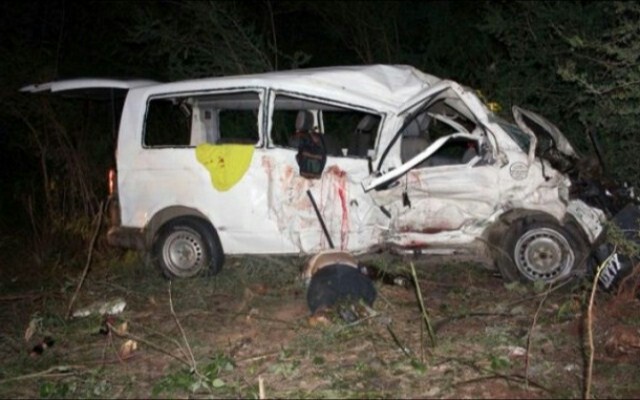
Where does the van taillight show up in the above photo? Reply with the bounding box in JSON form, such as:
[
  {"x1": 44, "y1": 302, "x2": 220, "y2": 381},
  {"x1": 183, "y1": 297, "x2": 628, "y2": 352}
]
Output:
[{"x1": 108, "y1": 168, "x2": 116, "y2": 195}]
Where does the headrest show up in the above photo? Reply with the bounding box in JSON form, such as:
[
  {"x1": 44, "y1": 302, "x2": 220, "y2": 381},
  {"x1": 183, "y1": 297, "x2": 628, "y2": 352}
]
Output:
[
  {"x1": 356, "y1": 115, "x2": 378, "y2": 132},
  {"x1": 295, "y1": 110, "x2": 315, "y2": 132}
]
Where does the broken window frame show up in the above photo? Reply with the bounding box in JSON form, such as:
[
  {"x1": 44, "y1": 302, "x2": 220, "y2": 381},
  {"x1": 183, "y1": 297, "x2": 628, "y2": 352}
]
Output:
[
  {"x1": 266, "y1": 90, "x2": 383, "y2": 159},
  {"x1": 142, "y1": 88, "x2": 265, "y2": 149}
]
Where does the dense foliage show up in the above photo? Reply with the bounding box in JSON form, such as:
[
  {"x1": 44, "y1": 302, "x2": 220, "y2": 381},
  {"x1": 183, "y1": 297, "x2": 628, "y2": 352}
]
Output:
[
  {"x1": 481, "y1": 1, "x2": 640, "y2": 183},
  {"x1": 1, "y1": 0, "x2": 638, "y2": 260}
]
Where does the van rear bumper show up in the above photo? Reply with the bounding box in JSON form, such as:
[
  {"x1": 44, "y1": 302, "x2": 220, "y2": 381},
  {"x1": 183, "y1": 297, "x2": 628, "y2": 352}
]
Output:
[{"x1": 107, "y1": 226, "x2": 146, "y2": 250}]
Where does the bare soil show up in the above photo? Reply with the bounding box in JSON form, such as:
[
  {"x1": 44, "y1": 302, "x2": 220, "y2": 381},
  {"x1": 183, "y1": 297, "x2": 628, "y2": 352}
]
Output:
[{"x1": 1, "y1": 250, "x2": 640, "y2": 399}]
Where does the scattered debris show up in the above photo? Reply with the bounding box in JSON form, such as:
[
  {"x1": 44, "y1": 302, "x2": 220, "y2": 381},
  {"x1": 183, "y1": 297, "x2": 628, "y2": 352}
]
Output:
[
  {"x1": 359, "y1": 263, "x2": 412, "y2": 289},
  {"x1": 29, "y1": 336, "x2": 55, "y2": 357},
  {"x1": 72, "y1": 297, "x2": 127, "y2": 318},
  {"x1": 500, "y1": 345, "x2": 527, "y2": 358},
  {"x1": 24, "y1": 315, "x2": 42, "y2": 342}
]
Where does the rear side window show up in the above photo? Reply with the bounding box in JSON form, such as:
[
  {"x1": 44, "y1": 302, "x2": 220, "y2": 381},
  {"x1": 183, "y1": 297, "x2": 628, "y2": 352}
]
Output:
[
  {"x1": 217, "y1": 109, "x2": 259, "y2": 144},
  {"x1": 144, "y1": 99, "x2": 192, "y2": 146},
  {"x1": 144, "y1": 91, "x2": 261, "y2": 147}
]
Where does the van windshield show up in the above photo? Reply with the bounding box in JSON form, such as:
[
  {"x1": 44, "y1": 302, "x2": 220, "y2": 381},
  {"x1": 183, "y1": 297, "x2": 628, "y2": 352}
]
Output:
[{"x1": 494, "y1": 117, "x2": 530, "y2": 153}]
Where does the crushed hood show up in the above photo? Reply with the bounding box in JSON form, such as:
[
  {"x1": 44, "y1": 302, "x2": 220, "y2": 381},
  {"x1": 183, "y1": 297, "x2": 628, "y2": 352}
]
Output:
[
  {"x1": 512, "y1": 106, "x2": 581, "y2": 174},
  {"x1": 512, "y1": 106, "x2": 579, "y2": 159}
]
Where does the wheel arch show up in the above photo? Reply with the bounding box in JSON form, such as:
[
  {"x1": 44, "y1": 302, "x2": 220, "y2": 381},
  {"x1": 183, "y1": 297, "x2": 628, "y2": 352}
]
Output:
[
  {"x1": 483, "y1": 208, "x2": 591, "y2": 258},
  {"x1": 483, "y1": 209, "x2": 558, "y2": 248},
  {"x1": 485, "y1": 208, "x2": 590, "y2": 240},
  {"x1": 145, "y1": 206, "x2": 216, "y2": 248}
]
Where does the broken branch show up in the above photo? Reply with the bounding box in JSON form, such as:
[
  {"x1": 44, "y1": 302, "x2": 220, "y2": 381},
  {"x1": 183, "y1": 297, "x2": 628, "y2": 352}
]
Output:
[
  {"x1": 410, "y1": 262, "x2": 436, "y2": 347},
  {"x1": 65, "y1": 200, "x2": 105, "y2": 320},
  {"x1": 585, "y1": 249, "x2": 615, "y2": 399},
  {"x1": 0, "y1": 365, "x2": 87, "y2": 384},
  {"x1": 525, "y1": 283, "x2": 552, "y2": 388}
]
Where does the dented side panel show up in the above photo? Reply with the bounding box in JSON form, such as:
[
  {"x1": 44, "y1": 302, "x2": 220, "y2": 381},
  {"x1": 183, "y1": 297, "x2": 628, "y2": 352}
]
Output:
[{"x1": 108, "y1": 67, "x2": 606, "y2": 257}]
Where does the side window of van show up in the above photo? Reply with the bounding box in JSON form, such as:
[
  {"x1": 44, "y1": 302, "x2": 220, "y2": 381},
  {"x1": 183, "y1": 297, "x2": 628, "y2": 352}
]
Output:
[
  {"x1": 271, "y1": 93, "x2": 381, "y2": 158},
  {"x1": 144, "y1": 99, "x2": 192, "y2": 147},
  {"x1": 400, "y1": 99, "x2": 480, "y2": 167},
  {"x1": 217, "y1": 109, "x2": 259, "y2": 144},
  {"x1": 143, "y1": 91, "x2": 261, "y2": 147}
]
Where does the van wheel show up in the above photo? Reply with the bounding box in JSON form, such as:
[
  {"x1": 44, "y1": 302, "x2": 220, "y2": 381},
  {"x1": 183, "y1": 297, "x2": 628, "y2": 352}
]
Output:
[
  {"x1": 152, "y1": 217, "x2": 224, "y2": 279},
  {"x1": 494, "y1": 218, "x2": 588, "y2": 284}
]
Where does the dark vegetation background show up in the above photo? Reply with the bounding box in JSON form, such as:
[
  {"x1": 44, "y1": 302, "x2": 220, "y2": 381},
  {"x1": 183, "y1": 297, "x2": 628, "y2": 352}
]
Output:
[{"x1": 0, "y1": 0, "x2": 639, "y2": 267}]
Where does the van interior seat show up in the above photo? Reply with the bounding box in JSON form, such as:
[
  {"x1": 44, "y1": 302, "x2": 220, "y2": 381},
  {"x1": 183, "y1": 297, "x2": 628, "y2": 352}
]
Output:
[
  {"x1": 348, "y1": 115, "x2": 378, "y2": 157},
  {"x1": 288, "y1": 110, "x2": 315, "y2": 148},
  {"x1": 401, "y1": 136, "x2": 429, "y2": 163},
  {"x1": 322, "y1": 135, "x2": 342, "y2": 156}
]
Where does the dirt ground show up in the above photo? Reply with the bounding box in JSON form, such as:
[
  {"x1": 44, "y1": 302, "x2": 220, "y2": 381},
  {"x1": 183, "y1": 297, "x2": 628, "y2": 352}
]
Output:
[{"x1": 1, "y1": 250, "x2": 640, "y2": 399}]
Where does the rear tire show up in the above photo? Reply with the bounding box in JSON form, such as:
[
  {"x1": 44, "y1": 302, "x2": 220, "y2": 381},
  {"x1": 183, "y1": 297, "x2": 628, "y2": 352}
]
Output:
[
  {"x1": 494, "y1": 217, "x2": 588, "y2": 284},
  {"x1": 152, "y1": 217, "x2": 224, "y2": 279}
]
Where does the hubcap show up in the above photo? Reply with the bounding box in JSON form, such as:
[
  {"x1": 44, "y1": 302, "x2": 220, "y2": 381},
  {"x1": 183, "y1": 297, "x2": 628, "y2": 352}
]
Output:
[
  {"x1": 514, "y1": 227, "x2": 574, "y2": 282},
  {"x1": 162, "y1": 230, "x2": 204, "y2": 277}
]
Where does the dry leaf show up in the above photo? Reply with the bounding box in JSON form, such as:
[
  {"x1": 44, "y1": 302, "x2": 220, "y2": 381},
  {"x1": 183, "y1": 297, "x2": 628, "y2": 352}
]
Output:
[
  {"x1": 119, "y1": 339, "x2": 138, "y2": 359},
  {"x1": 114, "y1": 321, "x2": 129, "y2": 336}
]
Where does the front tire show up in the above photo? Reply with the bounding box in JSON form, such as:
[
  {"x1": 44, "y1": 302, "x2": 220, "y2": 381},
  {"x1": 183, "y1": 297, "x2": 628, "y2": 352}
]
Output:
[
  {"x1": 152, "y1": 217, "x2": 224, "y2": 279},
  {"x1": 495, "y1": 218, "x2": 588, "y2": 284}
]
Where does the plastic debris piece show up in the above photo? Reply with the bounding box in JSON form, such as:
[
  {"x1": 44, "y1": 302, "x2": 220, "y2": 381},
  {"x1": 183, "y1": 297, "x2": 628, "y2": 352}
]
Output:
[{"x1": 72, "y1": 297, "x2": 127, "y2": 318}]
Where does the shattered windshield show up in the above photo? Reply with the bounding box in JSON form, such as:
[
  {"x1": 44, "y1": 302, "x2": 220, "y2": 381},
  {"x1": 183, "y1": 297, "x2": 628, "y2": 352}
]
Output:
[{"x1": 494, "y1": 117, "x2": 530, "y2": 153}]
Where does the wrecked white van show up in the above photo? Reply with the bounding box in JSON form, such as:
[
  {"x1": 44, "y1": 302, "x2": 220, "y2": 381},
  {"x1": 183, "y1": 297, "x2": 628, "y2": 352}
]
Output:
[{"x1": 21, "y1": 65, "x2": 637, "y2": 285}]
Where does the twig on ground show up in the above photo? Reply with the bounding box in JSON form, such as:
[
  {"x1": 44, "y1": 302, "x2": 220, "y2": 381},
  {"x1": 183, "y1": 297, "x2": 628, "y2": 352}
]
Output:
[
  {"x1": 107, "y1": 322, "x2": 192, "y2": 369},
  {"x1": 135, "y1": 324, "x2": 192, "y2": 363},
  {"x1": 236, "y1": 351, "x2": 280, "y2": 364},
  {"x1": 166, "y1": 282, "x2": 213, "y2": 393},
  {"x1": 65, "y1": 200, "x2": 105, "y2": 320},
  {"x1": 168, "y1": 281, "x2": 198, "y2": 371},
  {"x1": 504, "y1": 277, "x2": 575, "y2": 309},
  {"x1": 0, "y1": 292, "x2": 44, "y2": 302},
  {"x1": 386, "y1": 323, "x2": 412, "y2": 358},
  {"x1": 410, "y1": 262, "x2": 436, "y2": 347},
  {"x1": 453, "y1": 372, "x2": 550, "y2": 393},
  {"x1": 226, "y1": 312, "x2": 301, "y2": 329},
  {"x1": 259, "y1": 375, "x2": 265, "y2": 400},
  {"x1": 0, "y1": 365, "x2": 87, "y2": 384},
  {"x1": 440, "y1": 354, "x2": 552, "y2": 394},
  {"x1": 585, "y1": 249, "x2": 614, "y2": 399},
  {"x1": 525, "y1": 283, "x2": 552, "y2": 388}
]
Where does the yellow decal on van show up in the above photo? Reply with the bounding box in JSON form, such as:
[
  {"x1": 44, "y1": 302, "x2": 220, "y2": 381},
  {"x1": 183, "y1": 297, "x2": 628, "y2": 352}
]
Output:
[{"x1": 195, "y1": 144, "x2": 255, "y2": 191}]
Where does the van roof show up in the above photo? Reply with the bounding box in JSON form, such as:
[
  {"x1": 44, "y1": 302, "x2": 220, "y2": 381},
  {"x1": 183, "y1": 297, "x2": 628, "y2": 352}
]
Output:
[
  {"x1": 140, "y1": 65, "x2": 442, "y2": 110},
  {"x1": 22, "y1": 65, "x2": 442, "y2": 109}
]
